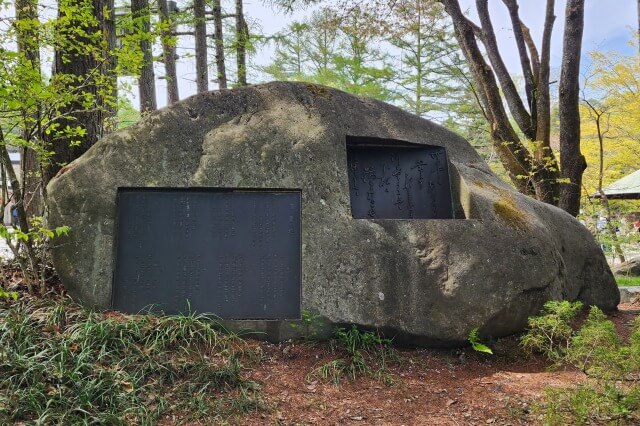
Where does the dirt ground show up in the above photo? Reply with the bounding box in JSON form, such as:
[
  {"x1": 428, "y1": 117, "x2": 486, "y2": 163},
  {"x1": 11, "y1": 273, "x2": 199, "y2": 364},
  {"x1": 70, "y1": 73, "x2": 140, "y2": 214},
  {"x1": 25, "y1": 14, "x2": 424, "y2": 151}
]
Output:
[{"x1": 242, "y1": 304, "x2": 640, "y2": 426}]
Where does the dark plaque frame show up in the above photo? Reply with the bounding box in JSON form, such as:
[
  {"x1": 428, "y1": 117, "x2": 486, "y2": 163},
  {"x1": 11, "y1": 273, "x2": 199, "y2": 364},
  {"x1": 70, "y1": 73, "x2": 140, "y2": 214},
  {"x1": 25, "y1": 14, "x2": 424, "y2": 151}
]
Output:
[
  {"x1": 112, "y1": 187, "x2": 301, "y2": 319},
  {"x1": 346, "y1": 136, "x2": 454, "y2": 219}
]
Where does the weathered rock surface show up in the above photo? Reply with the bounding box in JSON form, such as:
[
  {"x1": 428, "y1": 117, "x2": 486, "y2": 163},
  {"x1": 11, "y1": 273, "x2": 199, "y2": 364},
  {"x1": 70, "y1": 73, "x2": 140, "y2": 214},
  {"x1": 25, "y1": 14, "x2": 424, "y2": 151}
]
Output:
[
  {"x1": 47, "y1": 82, "x2": 619, "y2": 346},
  {"x1": 612, "y1": 257, "x2": 640, "y2": 277}
]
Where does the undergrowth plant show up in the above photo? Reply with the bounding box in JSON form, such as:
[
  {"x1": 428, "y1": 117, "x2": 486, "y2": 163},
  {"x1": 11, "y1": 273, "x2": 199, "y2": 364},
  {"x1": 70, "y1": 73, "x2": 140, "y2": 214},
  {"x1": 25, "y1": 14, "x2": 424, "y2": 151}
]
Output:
[
  {"x1": 468, "y1": 327, "x2": 493, "y2": 355},
  {"x1": 312, "y1": 325, "x2": 396, "y2": 386},
  {"x1": 0, "y1": 219, "x2": 69, "y2": 295},
  {"x1": 289, "y1": 309, "x2": 324, "y2": 341},
  {"x1": 0, "y1": 288, "x2": 18, "y2": 301},
  {"x1": 0, "y1": 295, "x2": 265, "y2": 424},
  {"x1": 522, "y1": 300, "x2": 640, "y2": 424},
  {"x1": 520, "y1": 300, "x2": 583, "y2": 365}
]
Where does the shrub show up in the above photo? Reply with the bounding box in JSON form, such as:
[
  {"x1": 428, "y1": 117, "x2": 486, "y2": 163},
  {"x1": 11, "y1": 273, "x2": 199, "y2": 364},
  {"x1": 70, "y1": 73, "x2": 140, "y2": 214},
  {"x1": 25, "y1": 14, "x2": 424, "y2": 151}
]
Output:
[
  {"x1": 520, "y1": 300, "x2": 583, "y2": 364},
  {"x1": 522, "y1": 301, "x2": 640, "y2": 424}
]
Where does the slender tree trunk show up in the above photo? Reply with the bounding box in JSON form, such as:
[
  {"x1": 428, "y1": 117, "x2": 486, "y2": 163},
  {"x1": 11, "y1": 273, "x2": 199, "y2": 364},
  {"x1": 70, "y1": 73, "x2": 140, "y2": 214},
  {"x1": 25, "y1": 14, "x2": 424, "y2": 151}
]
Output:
[
  {"x1": 441, "y1": 0, "x2": 535, "y2": 196},
  {"x1": 529, "y1": 0, "x2": 559, "y2": 205},
  {"x1": 415, "y1": 1, "x2": 423, "y2": 115},
  {"x1": 212, "y1": 0, "x2": 227, "y2": 89},
  {"x1": 194, "y1": 0, "x2": 208, "y2": 93},
  {"x1": 441, "y1": 0, "x2": 577, "y2": 207},
  {"x1": 586, "y1": 100, "x2": 625, "y2": 263},
  {"x1": 158, "y1": 0, "x2": 179, "y2": 103},
  {"x1": 235, "y1": 0, "x2": 248, "y2": 86},
  {"x1": 104, "y1": 0, "x2": 118, "y2": 131},
  {"x1": 558, "y1": 0, "x2": 586, "y2": 216},
  {"x1": 535, "y1": 0, "x2": 554, "y2": 152},
  {"x1": 44, "y1": 0, "x2": 106, "y2": 184},
  {"x1": 15, "y1": 0, "x2": 43, "y2": 217},
  {"x1": 0, "y1": 129, "x2": 38, "y2": 293},
  {"x1": 502, "y1": 0, "x2": 536, "y2": 120},
  {"x1": 476, "y1": 0, "x2": 535, "y2": 140},
  {"x1": 131, "y1": 0, "x2": 157, "y2": 112}
]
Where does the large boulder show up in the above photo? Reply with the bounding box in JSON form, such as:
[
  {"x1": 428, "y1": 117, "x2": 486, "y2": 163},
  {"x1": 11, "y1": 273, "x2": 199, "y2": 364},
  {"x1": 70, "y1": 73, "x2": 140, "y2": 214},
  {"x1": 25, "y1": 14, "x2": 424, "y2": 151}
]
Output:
[
  {"x1": 47, "y1": 82, "x2": 619, "y2": 346},
  {"x1": 612, "y1": 257, "x2": 640, "y2": 277}
]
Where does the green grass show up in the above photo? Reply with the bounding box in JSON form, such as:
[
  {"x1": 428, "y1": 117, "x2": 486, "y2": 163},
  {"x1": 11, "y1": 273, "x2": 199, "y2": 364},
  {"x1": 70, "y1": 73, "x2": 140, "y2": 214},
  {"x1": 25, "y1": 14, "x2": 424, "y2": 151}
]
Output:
[
  {"x1": 313, "y1": 325, "x2": 397, "y2": 386},
  {"x1": 522, "y1": 301, "x2": 640, "y2": 424},
  {"x1": 616, "y1": 275, "x2": 640, "y2": 286},
  {"x1": 0, "y1": 294, "x2": 265, "y2": 424}
]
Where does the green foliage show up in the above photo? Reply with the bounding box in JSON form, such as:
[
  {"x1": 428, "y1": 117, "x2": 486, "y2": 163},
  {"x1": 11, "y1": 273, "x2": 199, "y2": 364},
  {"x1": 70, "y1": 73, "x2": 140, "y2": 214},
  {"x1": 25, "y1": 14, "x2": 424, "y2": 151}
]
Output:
[
  {"x1": 116, "y1": 97, "x2": 141, "y2": 129},
  {"x1": 468, "y1": 327, "x2": 493, "y2": 355},
  {"x1": 289, "y1": 309, "x2": 323, "y2": 341},
  {"x1": 0, "y1": 0, "x2": 157, "y2": 295},
  {"x1": 616, "y1": 276, "x2": 640, "y2": 287},
  {"x1": 313, "y1": 325, "x2": 396, "y2": 385},
  {"x1": 520, "y1": 300, "x2": 583, "y2": 364},
  {"x1": 522, "y1": 301, "x2": 640, "y2": 424},
  {"x1": 535, "y1": 384, "x2": 640, "y2": 426},
  {"x1": 567, "y1": 306, "x2": 627, "y2": 379},
  {"x1": 0, "y1": 218, "x2": 69, "y2": 294},
  {"x1": 0, "y1": 296, "x2": 264, "y2": 424},
  {"x1": 261, "y1": 7, "x2": 396, "y2": 102},
  {"x1": 383, "y1": 0, "x2": 472, "y2": 120},
  {"x1": 0, "y1": 288, "x2": 19, "y2": 301}
]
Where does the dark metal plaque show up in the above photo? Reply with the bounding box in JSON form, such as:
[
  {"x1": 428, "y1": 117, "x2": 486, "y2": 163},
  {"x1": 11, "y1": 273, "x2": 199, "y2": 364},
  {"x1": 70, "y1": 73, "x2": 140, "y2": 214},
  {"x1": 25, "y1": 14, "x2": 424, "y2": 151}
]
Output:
[
  {"x1": 346, "y1": 137, "x2": 454, "y2": 219},
  {"x1": 112, "y1": 188, "x2": 301, "y2": 319}
]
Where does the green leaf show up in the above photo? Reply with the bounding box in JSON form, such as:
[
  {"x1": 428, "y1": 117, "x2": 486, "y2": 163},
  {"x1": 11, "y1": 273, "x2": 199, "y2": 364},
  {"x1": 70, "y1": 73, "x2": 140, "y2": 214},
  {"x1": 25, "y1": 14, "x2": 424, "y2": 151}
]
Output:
[
  {"x1": 471, "y1": 342, "x2": 494, "y2": 355},
  {"x1": 468, "y1": 327, "x2": 493, "y2": 355},
  {"x1": 55, "y1": 226, "x2": 70, "y2": 236}
]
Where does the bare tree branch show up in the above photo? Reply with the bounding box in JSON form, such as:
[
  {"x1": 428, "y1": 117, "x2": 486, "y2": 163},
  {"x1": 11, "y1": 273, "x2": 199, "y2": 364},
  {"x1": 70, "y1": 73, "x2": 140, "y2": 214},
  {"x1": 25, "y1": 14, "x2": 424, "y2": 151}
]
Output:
[
  {"x1": 476, "y1": 0, "x2": 534, "y2": 140},
  {"x1": 502, "y1": 0, "x2": 536, "y2": 123}
]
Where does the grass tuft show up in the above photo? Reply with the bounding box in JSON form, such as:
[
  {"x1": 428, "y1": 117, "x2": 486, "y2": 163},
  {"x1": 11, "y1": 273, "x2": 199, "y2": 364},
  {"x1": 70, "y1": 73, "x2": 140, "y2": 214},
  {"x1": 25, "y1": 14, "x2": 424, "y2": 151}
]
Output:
[
  {"x1": 312, "y1": 325, "x2": 397, "y2": 386},
  {"x1": 0, "y1": 294, "x2": 265, "y2": 424}
]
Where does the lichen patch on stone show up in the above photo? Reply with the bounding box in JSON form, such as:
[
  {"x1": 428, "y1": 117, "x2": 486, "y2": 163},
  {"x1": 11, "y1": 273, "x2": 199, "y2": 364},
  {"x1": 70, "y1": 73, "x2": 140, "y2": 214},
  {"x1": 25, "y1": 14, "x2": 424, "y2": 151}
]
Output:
[{"x1": 493, "y1": 197, "x2": 529, "y2": 231}]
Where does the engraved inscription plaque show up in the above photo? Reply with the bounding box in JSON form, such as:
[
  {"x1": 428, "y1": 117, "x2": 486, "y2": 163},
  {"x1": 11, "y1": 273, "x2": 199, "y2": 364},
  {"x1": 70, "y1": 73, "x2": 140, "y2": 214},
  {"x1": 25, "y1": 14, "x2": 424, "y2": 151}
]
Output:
[
  {"x1": 112, "y1": 188, "x2": 301, "y2": 319},
  {"x1": 346, "y1": 137, "x2": 454, "y2": 219}
]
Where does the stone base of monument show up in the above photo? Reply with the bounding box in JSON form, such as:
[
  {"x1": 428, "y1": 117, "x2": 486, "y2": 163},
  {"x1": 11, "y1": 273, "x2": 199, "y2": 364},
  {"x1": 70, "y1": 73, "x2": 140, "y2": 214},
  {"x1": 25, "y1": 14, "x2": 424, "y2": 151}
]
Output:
[{"x1": 46, "y1": 82, "x2": 619, "y2": 347}]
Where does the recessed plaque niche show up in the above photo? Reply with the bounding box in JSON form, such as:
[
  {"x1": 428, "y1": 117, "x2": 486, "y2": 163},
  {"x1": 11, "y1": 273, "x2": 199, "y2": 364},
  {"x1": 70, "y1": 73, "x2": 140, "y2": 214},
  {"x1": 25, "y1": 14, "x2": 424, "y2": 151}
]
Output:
[
  {"x1": 112, "y1": 188, "x2": 301, "y2": 319},
  {"x1": 346, "y1": 136, "x2": 454, "y2": 219}
]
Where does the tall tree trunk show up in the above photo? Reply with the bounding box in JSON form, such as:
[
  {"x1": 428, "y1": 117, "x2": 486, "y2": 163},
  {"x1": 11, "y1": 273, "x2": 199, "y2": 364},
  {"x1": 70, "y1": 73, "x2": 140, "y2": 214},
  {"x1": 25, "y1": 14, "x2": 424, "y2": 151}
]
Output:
[
  {"x1": 502, "y1": 0, "x2": 536, "y2": 121},
  {"x1": 44, "y1": 0, "x2": 106, "y2": 184},
  {"x1": 213, "y1": 0, "x2": 227, "y2": 89},
  {"x1": 158, "y1": 0, "x2": 179, "y2": 103},
  {"x1": 194, "y1": 0, "x2": 208, "y2": 93},
  {"x1": 104, "y1": 0, "x2": 118, "y2": 131},
  {"x1": 441, "y1": 0, "x2": 535, "y2": 196},
  {"x1": 0, "y1": 129, "x2": 38, "y2": 293},
  {"x1": 558, "y1": 0, "x2": 586, "y2": 216},
  {"x1": 476, "y1": 0, "x2": 535, "y2": 140},
  {"x1": 15, "y1": 0, "x2": 43, "y2": 217},
  {"x1": 235, "y1": 0, "x2": 248, "y2": 86},
  {"x1": 531, "y1": 0, "x2": 559, "y2": 205},
  {"x1": 131, "y1": 0, "x2": 157, "y2": 113},
  {"x1": 440, "y1": 0, "x2": 580, "y2": 208}
]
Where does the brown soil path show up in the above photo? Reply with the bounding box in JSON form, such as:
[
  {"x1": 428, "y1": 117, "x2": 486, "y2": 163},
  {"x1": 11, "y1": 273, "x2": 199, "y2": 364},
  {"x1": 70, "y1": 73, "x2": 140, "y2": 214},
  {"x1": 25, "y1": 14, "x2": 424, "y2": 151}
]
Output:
[{"x1": 242, "y1": 304, "x2": 639, "y2": 426}]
